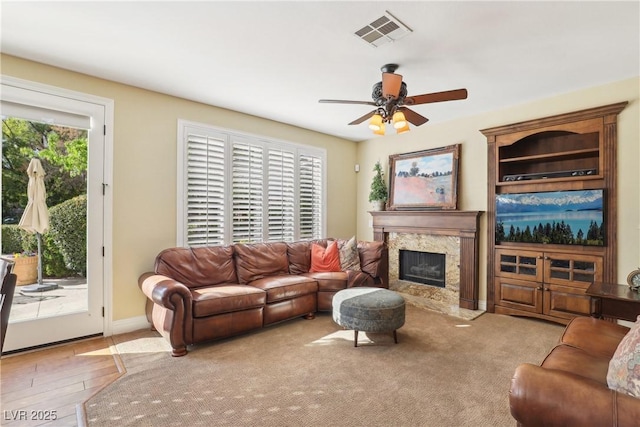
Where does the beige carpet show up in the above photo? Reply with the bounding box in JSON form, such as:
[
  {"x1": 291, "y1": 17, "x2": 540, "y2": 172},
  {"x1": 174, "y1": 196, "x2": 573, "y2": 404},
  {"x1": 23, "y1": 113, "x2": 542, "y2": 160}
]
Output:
[{"x1": 83, "y1": 305, "x2": 563, "y2": 426}]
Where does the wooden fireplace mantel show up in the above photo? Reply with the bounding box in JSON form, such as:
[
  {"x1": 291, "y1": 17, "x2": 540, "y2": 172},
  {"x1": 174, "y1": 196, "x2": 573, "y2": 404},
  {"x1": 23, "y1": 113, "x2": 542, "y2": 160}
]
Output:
[{"x1": 370, "y1": 210, "x2": 483, "y2": 310}]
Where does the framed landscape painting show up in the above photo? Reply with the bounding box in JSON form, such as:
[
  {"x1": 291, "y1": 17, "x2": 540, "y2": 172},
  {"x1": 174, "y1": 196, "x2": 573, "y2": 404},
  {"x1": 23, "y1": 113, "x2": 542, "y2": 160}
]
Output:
[{"x1": 388, "y1": 144, "x2": 460, "y2": 210}]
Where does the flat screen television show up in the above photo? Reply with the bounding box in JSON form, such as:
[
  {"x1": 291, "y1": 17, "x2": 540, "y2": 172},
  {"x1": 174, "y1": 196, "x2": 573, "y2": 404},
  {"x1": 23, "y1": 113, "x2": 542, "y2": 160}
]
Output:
[{"x1": 495, "y1": 189, "x2": 604, "y2": 246}]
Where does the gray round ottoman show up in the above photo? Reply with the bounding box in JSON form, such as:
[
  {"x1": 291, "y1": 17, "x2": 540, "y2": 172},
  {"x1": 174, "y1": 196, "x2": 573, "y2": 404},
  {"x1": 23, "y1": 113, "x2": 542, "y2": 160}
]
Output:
[{"x1": 332, "y1": 287, "x2": 405, "y2": 347}]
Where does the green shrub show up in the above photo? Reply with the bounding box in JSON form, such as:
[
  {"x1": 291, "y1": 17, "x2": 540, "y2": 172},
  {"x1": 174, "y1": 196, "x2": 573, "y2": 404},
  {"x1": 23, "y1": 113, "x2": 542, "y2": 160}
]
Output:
[
  {"x1": 2, "y1": 195, "x2": 86, "y2": 277},
  {"x1": 42, "y1": 233, "x2": 75, "y2": 277},
  {"x1": 48, "y1": 195, "x2": 86, "y2": 276},
  {"x1": 10, "y1": 227, "x2": 73, "y2": 278},
  {"x1": 1, "y1": 225, "x2": 23, "y2": 254}
]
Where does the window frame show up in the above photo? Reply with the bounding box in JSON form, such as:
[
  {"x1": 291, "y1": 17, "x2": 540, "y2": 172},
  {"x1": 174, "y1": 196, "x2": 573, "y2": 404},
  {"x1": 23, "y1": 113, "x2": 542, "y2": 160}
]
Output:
[{"x1": 177, "y1": 119, "x2": 327, "y2": 247}]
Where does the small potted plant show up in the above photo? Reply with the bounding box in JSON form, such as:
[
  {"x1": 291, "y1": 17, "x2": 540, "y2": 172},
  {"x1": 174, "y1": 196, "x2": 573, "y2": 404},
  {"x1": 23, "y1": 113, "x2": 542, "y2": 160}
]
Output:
[
  {"x1": 5, "y1": 251, "x2": 38, "y2": 286},
  {"x1": 369, "y1": 161, "x2": 388, "y2": 211}
]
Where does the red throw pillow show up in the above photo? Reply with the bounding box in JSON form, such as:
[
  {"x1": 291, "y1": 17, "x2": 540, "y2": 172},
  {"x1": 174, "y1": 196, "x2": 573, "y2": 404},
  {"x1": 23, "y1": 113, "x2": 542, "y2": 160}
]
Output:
[{"x1": 310, "y1": 241, "x2": 341, "y2": 272}]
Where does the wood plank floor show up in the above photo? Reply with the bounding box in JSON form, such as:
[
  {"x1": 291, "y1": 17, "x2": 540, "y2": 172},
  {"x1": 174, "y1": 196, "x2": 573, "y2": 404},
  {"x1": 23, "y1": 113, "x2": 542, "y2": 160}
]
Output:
[{"x1": 0, "y1": 337, "x2": 123, "y2": 427}]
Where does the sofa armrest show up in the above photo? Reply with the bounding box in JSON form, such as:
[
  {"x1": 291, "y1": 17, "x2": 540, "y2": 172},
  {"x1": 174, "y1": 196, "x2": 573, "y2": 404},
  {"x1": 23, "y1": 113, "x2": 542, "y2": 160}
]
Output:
[
  {"x1": 139, "y1": 272, "x2": 193, "y2": 311},
  {"x1": 138, "y1": 272, "x2": 193, "y2": 356},
  {"x1": 510, "y1": 363, "x2": 640, "y2": 427}
]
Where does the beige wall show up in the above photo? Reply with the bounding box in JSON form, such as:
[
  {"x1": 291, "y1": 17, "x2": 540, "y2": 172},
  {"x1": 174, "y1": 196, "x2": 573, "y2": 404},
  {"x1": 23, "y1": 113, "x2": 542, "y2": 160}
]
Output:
[
  {"x1": 1, "y1": 54, "x2": 359, "y2": 321},
  {"x1": 2, "y1": 54, "x2": 638, "y2": 320},
  {"x1": 356, "y1": 77, "x2": 640, "y2": 304}
]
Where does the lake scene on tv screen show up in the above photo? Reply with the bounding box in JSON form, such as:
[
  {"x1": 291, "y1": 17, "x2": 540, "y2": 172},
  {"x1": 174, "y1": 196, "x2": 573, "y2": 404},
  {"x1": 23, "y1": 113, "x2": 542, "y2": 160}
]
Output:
[{"x1": 496, "y1": 189, "x2": 604, "y2": 246}]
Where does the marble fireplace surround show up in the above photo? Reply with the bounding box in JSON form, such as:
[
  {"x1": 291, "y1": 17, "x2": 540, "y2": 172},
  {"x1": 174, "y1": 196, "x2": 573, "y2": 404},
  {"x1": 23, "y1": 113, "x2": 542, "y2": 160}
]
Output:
[{"x1": 371, "y1": 210, "x2": 482, "y2": 318}]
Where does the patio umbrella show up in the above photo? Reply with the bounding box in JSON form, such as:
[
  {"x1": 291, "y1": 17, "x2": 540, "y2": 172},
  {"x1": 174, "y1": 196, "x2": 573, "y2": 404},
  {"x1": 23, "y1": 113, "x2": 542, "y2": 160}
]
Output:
[{"x1": 18, "y1": 158, "x2": 57, "y2": 292}]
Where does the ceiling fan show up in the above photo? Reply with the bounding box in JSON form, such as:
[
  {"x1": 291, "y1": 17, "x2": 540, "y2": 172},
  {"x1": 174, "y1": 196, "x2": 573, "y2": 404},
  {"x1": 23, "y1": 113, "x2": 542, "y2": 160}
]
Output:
[{"x1": 319, "y1": 64, "x2": 468, "y2": 135}]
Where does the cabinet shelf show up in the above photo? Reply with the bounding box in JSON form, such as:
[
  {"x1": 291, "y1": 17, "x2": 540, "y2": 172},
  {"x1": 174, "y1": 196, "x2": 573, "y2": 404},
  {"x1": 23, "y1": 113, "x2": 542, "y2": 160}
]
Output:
[
  {"x1": 495, "y1": 175, "x2": 601, "y2": 188},
  {"x1": 499, "y1": 148, "x2": 599, "y2": 164}
]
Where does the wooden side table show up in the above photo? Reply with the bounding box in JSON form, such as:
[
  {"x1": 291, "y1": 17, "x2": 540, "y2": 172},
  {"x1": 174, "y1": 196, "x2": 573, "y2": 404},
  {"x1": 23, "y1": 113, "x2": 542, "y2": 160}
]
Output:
[{"x1": 585, "y1": 282, "x2": 640, "y2": 322}]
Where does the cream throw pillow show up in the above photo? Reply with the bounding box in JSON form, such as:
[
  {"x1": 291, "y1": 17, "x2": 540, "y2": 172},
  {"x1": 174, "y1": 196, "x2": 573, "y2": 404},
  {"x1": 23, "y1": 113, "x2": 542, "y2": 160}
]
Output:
[
  {"x1": 606, "y1": 315, "x2": 640, "y2": 398},
  {"x1": 339, "y1": 236, "x2": 361, "y2": 271}
]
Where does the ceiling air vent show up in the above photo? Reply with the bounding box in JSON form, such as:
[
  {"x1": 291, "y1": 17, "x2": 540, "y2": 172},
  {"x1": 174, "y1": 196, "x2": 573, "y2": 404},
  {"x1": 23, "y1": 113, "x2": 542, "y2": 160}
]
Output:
[{"x1": 354, "y1": 11, "x2": 412, "y2": 48}]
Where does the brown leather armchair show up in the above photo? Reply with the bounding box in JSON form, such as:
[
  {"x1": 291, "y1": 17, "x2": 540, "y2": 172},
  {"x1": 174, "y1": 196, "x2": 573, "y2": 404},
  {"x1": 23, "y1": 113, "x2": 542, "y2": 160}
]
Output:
[{"x1": 509, "y1": 317, "x2": 640, "y2": 426}]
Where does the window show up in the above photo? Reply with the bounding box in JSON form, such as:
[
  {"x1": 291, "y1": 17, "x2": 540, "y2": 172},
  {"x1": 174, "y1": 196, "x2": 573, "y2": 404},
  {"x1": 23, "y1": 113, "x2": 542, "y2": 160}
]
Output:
[{"x1": 177, "y1": 121, "x2": 326, "y2": 247}]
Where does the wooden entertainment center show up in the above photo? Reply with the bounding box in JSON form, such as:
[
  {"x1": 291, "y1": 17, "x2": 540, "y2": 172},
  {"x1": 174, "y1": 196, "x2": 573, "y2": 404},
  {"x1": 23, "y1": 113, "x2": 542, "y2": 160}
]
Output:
[{"x1": 481, "y1": 102, "x2": 627, "y2": 324}]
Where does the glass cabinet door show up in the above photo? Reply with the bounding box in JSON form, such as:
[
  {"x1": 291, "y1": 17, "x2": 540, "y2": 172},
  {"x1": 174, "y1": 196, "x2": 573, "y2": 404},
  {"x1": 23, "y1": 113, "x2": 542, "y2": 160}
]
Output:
[
  {"x1": 543, "y1": 254, "x2": 603, "y2": 286},
  {"x1": 495, "y1": 249, "x2": 544, "y2": 282}
]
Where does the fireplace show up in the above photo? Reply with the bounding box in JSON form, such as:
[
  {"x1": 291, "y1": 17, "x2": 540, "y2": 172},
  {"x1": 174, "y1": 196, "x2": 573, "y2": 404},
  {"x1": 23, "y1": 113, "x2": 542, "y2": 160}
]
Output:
[
  {"x1": 399, "y1": 250, "x2": 445, "y2": 287},
  {"x1": 370, "y1": 210, "x2": 482, "y2": 312}
]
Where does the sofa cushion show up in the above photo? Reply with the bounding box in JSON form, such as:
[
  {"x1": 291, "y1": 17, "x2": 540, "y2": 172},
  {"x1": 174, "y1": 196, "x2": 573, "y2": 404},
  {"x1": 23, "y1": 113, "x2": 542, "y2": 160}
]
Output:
[
  {"x1": 310, "y1": 241, "x2": 341, "y2": 272},
  {"x1": 248, "y1": 275, "x2": 318, "y2": 303},
  {"x1": 358, "y1": 240, "x2": 385, "y2": 277},
  {"x1": 303, "y1": 271, "x2": 348, "y2": 291},
  {"x1": 287, "y1": 240, "x2": 312, "y2": 274},
  {"x1": 191, "y1": 285, "x2": 266, "y2": 318},
  {"x1": 235, "y1": 242, "x2": 289, "y2": 284},
  {"x1": 561, "y1": 316, "x2": 630, "y2": 358},
  {"x1": 347, "y1": 270, "x2": 375, "y2": 288},
  {"x1": 338, "y1": 236, "x2": 361, "y2": 271},
  {"x1": 607, "y1": 315, "x2": 640, "y2": 398},
  {"x1": 155, "y1": 246, "x2": 237, "y2": 288},
  {"x1": 541, "y1": 344, "x2": 610, "y2": 385}
]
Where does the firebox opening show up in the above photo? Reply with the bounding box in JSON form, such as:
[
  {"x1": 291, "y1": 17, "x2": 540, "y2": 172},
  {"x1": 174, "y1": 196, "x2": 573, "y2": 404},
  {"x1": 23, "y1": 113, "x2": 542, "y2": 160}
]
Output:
[{"x1": 399, "y1": 249, "x2": 446, "y2": 287}]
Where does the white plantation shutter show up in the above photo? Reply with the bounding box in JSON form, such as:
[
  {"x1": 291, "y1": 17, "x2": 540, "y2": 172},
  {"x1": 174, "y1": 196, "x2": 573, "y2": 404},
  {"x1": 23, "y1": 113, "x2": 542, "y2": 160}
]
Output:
[
  {"x1": 267, "y1": 147, "x2": 295, "y2": 242},
  {"x1": 232, "y1": 139, "x2": 264, "y2": 243},
  {"x1": 185, "y1": 129, "x2": 226, "y2": 246},
  {"x1": 178, "y1": 121, "x2": 325, "y2": 246},
  {"x1": 299, "y1": 153, "x2": 323, "y2": 240}
]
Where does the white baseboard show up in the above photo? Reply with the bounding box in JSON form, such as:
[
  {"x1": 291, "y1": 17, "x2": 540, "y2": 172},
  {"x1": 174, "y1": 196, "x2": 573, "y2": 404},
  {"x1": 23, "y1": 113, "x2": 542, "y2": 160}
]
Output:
[
  {"x1": 478, "y1": 300, "x2": 487, "y2": 311},
  {"x1": 109, "y1": 315, "x2": 150, "y2": 336}
]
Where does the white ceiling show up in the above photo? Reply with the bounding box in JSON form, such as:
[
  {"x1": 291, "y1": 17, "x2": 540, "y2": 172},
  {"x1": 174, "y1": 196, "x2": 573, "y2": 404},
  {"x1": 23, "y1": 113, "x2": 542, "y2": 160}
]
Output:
[{"x1": 1, "y1": 1, "x2": 639, "y2": 142}]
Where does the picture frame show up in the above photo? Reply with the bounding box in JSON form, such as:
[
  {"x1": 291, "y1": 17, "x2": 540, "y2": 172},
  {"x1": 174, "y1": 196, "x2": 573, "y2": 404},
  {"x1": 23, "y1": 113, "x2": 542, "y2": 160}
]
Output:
[{"x1": 388, "y1": 144, "x2": 460, "y2": 210}]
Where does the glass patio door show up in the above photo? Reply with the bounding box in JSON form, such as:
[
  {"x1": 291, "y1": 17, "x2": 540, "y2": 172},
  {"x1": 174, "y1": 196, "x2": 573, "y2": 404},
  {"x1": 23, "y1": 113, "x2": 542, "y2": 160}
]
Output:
[{"x1": 1, "y1": 80, "x2": 107, "y2": 352}]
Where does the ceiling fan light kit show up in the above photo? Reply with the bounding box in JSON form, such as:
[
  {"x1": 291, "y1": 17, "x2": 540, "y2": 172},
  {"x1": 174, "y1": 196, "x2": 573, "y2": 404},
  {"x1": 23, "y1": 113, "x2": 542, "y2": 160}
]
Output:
[
  {"x1": 373, "y1": 124, "x2": 385, "y2": 136},
  {"x1": 396, "y1": 123, "x2": 410, "y2": 134},
  {"x1": 319, "y1": 64, "x2": 468, "y2": 136},
  {"x1": 368, "y1": 114, "x2": 383, "y2": 131},
  {"x1": 392, "y1": 111, "x2": 407, "y2": 129}
]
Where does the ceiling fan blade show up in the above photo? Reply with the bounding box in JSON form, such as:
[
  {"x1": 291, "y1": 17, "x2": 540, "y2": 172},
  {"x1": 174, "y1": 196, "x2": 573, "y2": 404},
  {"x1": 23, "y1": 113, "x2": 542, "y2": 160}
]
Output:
[
  {"x1": 348, "y1": 110, "x2": 377, "y2": 125},
  {"x1": 399, "y1": 107, "x2": 429, "y2": 126},
  {"x1": 382, "y1": 72, "x2": 403, "y2": 98},
  {"x1": 319, "y1": 99, "x2": 377, "y2": 106},
  {"x1": 405, "y1": 88, "x2": 468, "y2": 106}
]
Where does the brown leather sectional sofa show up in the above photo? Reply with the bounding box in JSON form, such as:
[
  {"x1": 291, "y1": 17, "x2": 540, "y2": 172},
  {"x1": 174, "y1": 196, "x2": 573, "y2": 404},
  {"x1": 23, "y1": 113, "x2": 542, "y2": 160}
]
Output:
[
  {"x1": 509, "y1": 316, "x2": 640, "y2": 426},
  {"x1": 139, "y1": 239, "x2": 388, "y2": 356}
]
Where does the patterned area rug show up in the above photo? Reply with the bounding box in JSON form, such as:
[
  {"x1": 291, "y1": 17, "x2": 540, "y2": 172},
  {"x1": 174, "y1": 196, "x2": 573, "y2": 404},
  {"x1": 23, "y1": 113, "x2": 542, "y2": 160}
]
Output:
[{"x1": 83, "y1": 304, "x2": 563, "y2": 426}]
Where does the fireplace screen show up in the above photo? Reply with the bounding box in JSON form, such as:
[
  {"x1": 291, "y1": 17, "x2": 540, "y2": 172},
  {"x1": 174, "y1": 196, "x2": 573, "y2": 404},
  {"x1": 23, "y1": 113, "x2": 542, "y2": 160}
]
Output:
[{"x1": 399, "y1": 250, "x2": 446, "y2": 287}]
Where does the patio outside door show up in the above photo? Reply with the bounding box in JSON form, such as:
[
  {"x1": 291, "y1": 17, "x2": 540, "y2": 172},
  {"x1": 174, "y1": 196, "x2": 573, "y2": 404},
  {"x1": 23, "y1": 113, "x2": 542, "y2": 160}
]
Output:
[{"x1": 1, "y1": 79, "x2": 111, "y2": 352}]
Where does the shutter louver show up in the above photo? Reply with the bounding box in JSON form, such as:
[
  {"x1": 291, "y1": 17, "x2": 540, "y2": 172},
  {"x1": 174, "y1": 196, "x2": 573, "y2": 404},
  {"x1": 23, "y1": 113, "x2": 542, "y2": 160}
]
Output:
[
  {"x1": 267, "y1": 148, "x2": 295, "y2": 242},
  {"x1": 186, "y1": 132, "x2": 225, "y2": 246},
  {"x1": 232, "y1": 141, "x2": 264, "y2": 243},
  {"x1": 299, "y1": 154, "x2": 323, "y2": 240},
  {"x1": 180, "y1": 122, "x2": 325, "y2": 247}
]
